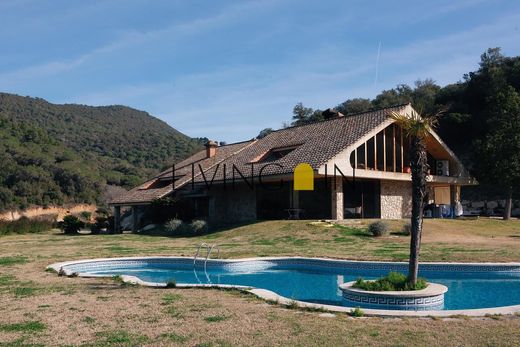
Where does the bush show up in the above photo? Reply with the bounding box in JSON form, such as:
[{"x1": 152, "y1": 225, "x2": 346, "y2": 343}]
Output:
[
  {"x1": 164, "y1": 219, "x2": 183, "y2": 233},
  {"x1": 352, "y1": 272, "x2": 428, "y2": 291},
  {"x1": 402, "y1": 223, "x2": 411, "y2": 236},
  {"x1": 0, "y1": 217, "x2": 54, "y2": 236},
  {"x1": 59, "y1": 215, "x2": 84, "y2": 234},
  {"x1": 349, "y1": 307, "x2": 364, "y2": 317},
  {"x1": 89, "y1": 216, "x2": 109, "y2": 234},
  {"x1": 95, "y1": 207, "x2": 110, "y2": 217},
  {"x1": 368, "y1": 221, "x2": 388, "y2": 237},
  {"x1": 189, "y1": 220, "x2": 208, "y2": 234},
  {"x1": 80, "y1": 211, "x2": 92, "y2": 222}
]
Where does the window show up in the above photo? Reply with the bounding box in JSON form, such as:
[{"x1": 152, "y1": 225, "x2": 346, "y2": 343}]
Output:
[
  {"x1": 349, "y1": 124, "x2": 407, "y2": 173},
  {"x1": 256, "y1": 145, "x2": 299, "y2": 162},
  {"x1": 366, "y1": 137, "x2": 375, "y2": 169},
  {"x1": 145, "y1": 179, "x2": 173, "y2": 189}
]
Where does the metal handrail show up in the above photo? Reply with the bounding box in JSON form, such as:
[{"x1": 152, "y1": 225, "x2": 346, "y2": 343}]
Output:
[
  {"x1": 193, "y1": 243, "x2": 220, "y2": 284},
  {"x1": 204, "y1": 244, "x2": 220, "y2": 272},
  {"x1": 193, "y1": 243, "x2": 210, "y2": 266}
]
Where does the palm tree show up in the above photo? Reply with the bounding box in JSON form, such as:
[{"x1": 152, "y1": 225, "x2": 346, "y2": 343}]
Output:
[{"x1": 389, "y1": 109, "x2": 439, "y2": 286}]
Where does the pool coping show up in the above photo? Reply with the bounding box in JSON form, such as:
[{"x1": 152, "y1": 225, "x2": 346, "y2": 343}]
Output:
[{"x1": 47, "y1": 256, "x2": 520, "y2": 318}]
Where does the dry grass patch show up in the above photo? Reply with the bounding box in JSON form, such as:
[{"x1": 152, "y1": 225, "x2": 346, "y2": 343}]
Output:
[{"x1": 0, "y1": 219, "x2": 519, "y2": 345}]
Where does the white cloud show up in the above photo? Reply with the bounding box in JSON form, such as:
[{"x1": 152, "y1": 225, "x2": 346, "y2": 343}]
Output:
[
  {"x1": 3, "y1": 1, "x2": 520, "y2": 143},
  {"x1": 0, "y1": 0, "x2": 278, "y2": 88}
]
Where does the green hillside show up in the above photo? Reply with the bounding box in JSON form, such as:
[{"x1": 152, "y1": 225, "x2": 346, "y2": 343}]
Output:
[{"x1": 0, "y1": 93, "x2": 204, "y2": 211}]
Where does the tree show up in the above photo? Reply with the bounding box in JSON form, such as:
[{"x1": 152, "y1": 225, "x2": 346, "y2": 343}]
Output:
[
  {"x1": 336, "y1": 98, "x2": 372, "y2": 115},
  {"x1": 372, "y1": 84, "x2": 413, "y2": 109},
  {"x1": 291, "y1": 103, "x2": 323, "y2": 126},
  {"x1": 474, "y1": 86, "x2": 520, "y2": 219},
  {"x1": 456, "y1": 48, "x2": 520, "y2": 216},
  {"x1": 412, "y1": 79, "x2": 441, "y2": 115},
  {"x1": 389, "y1": 110, "x2": 439, "y2": 286},
  {"x1": 257, "y1": 128, "x2": 274, "y2": 139},
  {"x1": 292, "y1": 102, "x2": 315, "y2": 125},
  {"x1": 59, "y1": 215, "x2": 84, "y2": 234}
]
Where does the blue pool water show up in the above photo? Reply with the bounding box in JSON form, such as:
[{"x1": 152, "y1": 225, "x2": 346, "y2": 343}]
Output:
[{"x1": 62, "y1": 258, "x2": 520, "y2": 311}]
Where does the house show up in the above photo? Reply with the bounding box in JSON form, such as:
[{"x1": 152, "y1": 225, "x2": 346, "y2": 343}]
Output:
[{"x1": 110, "y1": 104, "x2": 476, "y2": 231}]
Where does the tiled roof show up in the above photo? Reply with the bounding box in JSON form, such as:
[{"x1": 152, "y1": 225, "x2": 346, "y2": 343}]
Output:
[
  {"x1": 110, "y1": 104, "x2": 408, "y2": 205},
  {"x1": 110, "y1": 140, "x2": 255, "y2": 204}
]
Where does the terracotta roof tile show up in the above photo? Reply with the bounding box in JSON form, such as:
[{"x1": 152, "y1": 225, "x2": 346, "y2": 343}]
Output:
[{"x1": 110, "y1": 104, "x2": 408, "y2": 205}]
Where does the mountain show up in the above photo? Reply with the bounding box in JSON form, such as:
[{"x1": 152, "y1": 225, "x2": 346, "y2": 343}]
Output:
[{"x1": 0, "y1": 92, "x2": 204, "y2": 211}]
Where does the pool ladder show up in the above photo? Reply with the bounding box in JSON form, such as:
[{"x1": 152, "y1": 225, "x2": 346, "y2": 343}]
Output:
[{"x1": 193, "y1": 243, "x2": 220, "y2": 283}]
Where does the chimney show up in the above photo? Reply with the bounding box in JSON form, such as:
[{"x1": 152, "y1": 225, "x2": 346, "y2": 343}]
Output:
[
  {"x1": 205, "y1": 140, "x2": 218, "y2": 158},
  {"x1": 322, "y1": 108, "x2": 344, "y2": 120}
]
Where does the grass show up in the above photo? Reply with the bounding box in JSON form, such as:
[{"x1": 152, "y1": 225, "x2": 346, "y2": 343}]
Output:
[
  {"x1": 160, "y1": 332, "x2": 190, "y2": 343},
  {"x1": 161, "y1": 293, "x2": 182, "y2": 305},
  {"x1": 0, "y1": 219, "x2": 519, "y2": 346},
  {"x1": 0, "y1": 321, "x2": 46, "y2": 332},
  {"x1": 12, "y1": 287, "x2": 38, "y2": 298},
  {"x1": 92, "y1": 330, "x2": 149, "y2": 346},
  {"x1": 0, "y1": 274, "x2": 16, "y2": 285},
  {"x1": 164, "y1": 306, "x2": 183, "y2": 318},
  {"x1": 349, "y1": 307, "x2": 365, "y2": 317},
  {"x1": 0, "y1": 256, "x2": 28, "y2": 266},
  {"x1": 204, "y1": 315, "x2": 228, "y2": 323}
]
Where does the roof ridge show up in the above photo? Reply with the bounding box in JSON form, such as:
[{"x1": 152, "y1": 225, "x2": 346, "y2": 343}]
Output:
[
  {"x1": 217, "y1": 138, "x2": 256, "y2": 147},
  {"x1": 261, "y1": 103, "x2": 410, "y2": 135}
]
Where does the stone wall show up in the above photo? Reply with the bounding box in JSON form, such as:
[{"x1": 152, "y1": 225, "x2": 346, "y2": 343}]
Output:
[
  {"x1": 380, "y1": 180, "x2": 412, "y2": 219},
  {"x1": 207, "y1": 184, "x2": 257, "y2": 224},
  {"x1": 331, "y1": 177, "x2": 344, "y2": 220}
]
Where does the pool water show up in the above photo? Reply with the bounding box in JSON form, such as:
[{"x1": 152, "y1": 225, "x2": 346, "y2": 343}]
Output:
[{"x1": 70, "y1": 259, "x2": 520, "y2": 311}]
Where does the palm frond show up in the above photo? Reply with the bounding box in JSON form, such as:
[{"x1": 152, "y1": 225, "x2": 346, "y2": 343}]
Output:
[{"x1": 389, "y1": 109, "x2": 439, "y2": 139}]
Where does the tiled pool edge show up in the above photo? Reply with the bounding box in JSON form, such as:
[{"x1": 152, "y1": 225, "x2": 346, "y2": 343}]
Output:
[
  {"x1": 339, "y1": 281, "x2": 448, "y2": 311},
  {"x1": 47, "y1": 256, "x2": 520, "y2": 318}
]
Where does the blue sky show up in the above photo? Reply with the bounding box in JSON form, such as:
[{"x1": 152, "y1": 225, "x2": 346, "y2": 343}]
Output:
[{"x1": 1, "y1": 0, "x2": 520, "y2": 143}]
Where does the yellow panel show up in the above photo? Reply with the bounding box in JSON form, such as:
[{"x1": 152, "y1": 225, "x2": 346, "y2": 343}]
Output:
[
  {"x1": 434, "y1": 186, "x2": 450, "y2": 205},
  {"x1": 293, "y1": 163, "x2": 314, "y2": 191}
]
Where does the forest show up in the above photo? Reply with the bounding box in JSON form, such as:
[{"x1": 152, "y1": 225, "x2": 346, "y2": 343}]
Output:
[{"x1": 0, "y1": 93, "x2": 204, "y2": 211}]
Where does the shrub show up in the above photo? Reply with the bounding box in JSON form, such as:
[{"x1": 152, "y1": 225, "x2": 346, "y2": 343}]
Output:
[
  {"x1": 349, "y1": 307, "x2": 364, "y2": 317},
  {"x1": 352, "y1": 272, "x2": 428, "y2": 291},
  {"x1": 402, "y1": 223, "x2": 411, "y2": 236},
  {"x1": 89, "y1": 216, "x2": 109, "y2": 234},
  {"x1": 59, "y1": 215, "x2": 84, "y2": 234},
  {"x1": 368, "y1": 221, "x2": 388, "y2": 237},
  {"x1": 0, "y1": 217, "x2": 54, "y2": 236},
  {"x1": 80, "y1": 211, "x2": 92, "y2": 222},
  {"x1": 95, "y1": 207, "x2": 110, "y2": 217},
  {"x1": 166, "y1": 280, "x2": 177, "y2": 288},
  {"x1": 189, "y1": 220, "x2": 208, "y2": 234},
  {"x1": 164, "y1": 219, "x2": 183, "y2": 233}
]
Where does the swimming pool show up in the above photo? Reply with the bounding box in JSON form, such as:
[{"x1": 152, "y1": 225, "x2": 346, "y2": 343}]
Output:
[{"x1": 49, "y1": 257, "x2": 520, "y2": 315}]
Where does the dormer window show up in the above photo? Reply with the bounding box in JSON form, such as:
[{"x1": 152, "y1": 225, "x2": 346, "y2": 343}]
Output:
[{"x1": 254, "y1": 145, "x2": 300, "y2": 163}]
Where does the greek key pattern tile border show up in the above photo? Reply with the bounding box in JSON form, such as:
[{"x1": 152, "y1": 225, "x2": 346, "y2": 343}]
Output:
[{"x1": 343, "y1": 292, "x2": 445, "y2": 308}]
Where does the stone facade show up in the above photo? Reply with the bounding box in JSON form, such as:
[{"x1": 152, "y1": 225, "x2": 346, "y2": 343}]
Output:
[
  {"x1": 207, "y1": 184, "x2": 257, "y2": 224},
  {"x1": 331, "y1": 177, "x2": 344, "y2": 220},
  {"x1": 380, "y1": 180, "x2": 412, "y2": 219}
]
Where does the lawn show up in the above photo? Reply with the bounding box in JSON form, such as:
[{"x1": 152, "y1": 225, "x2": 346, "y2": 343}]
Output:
[{"x1": 0, "y1": 219, "x2": 520, "y2": 346}]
